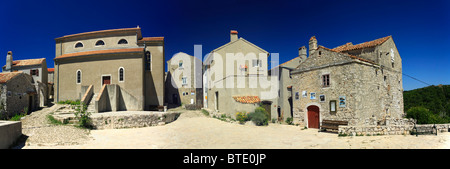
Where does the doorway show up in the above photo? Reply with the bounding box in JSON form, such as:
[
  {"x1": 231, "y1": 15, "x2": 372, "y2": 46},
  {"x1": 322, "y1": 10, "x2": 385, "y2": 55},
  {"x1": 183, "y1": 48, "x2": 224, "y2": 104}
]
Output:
[
  {"x1": 215, "y1": 91, "x2": 218, "y2": 111},
  {"x1": 307, "y1": 105, "x2": 320, "y2": 129}
]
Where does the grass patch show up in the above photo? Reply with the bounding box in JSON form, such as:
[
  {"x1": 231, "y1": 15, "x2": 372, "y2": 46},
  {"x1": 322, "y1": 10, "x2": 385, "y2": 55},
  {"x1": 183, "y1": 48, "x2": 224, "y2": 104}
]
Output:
[
  {"x1": 201, "y1": 109, "x2": 210, "y2": 116},
  {"x1": 47, "y1": 114, "x2": 68, "y2": 125}
]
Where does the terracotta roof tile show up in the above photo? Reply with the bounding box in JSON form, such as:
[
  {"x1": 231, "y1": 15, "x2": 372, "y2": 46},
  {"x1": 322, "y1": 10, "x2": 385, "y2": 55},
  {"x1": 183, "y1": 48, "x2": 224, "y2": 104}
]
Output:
[
  {"x1": 317, "y1": 46, "x2": 376, "y2": 64},
  {"x1": 10, "y1": 58, "x2": 45, "y2": 67},
  {"x1": 48, "y1": 68, "x2": 54, "y2": 72},
  {"x1": 232, "y1": 96, "x2": 261, "y2": 104},
  {"x1": 333, "y1": 36, "x2": 391, "y2": 52},
  {"x1": 0, "y1": 72, "x2": 23, "y2": 83},
  {"x1": 310, "y1": 36, "x2": 316, "y2": 41},
  {"x1": 230, "y1": 30, "x2": 238, "y2": 34},
  {"x1": 55, "y1": 48, "x2": 144, "y2": 60},
  {"x1": 138, "y1": 37, "x2": 164, "y2": 42},
  {"x1": 55, "y1": 27, "x2": 141, "y2": 41}
]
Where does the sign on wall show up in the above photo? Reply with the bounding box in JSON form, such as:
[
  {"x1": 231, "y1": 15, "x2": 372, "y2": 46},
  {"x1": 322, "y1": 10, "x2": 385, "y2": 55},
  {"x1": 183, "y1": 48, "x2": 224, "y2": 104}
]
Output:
[
  {"x1": 339, "y1": 96, "x2": 346, "y2": 107},
  {"x1": 302, "y1": 91, "x2": 307, "y2": 97},
  {"x1": 310, "y1": 92, "x2": 316, "y2": 100},
  {"x1": 319, "y1": 95, "x2": 325, "y2": 102}
]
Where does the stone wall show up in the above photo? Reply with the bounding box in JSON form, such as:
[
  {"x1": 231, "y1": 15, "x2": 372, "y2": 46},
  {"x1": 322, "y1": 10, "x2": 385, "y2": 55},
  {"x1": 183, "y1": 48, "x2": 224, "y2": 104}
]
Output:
[
  {"x1": 0, "y1": 121, "x2": 22, "y2": 149},
  {"x1": 339, "y1": 117, "x2": 450, "y2": 136},
  {"x1": 90, "y1": 111, "x2": 180, "y2": 130}
]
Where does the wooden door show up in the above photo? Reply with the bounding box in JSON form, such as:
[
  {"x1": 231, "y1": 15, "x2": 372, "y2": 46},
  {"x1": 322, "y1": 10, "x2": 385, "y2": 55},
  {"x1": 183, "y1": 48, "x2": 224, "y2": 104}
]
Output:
[
  {"x1": 307, "y1": 105, "x2": 320, "y2": 128},
  {"x1": 102, "y1": 76, "x2": 111, "y2": 85}
]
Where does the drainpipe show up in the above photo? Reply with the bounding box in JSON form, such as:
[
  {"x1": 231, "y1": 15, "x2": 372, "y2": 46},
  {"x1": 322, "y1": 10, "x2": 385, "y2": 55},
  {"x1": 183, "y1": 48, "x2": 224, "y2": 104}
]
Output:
[
  {"x1": 56, "y1": 41, "x2": 62, "y2": 102},
  {"x1": 56, "y1": 61, "x2": 59, "y2": 102}
]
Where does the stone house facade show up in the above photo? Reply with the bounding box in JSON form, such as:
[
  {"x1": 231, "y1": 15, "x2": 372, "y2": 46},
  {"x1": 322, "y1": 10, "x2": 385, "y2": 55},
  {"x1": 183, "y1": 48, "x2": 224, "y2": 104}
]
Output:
[
  {"x1": 0, "y1": 72, "x2": 37, "y2": 119},
  {"x1": 165, "y1": 52, "x2": 203, "y2": 108},
  {"x1": 2, "y1": 51, "x2": 48, "y2": 107},
  {"x1": 54, "y1": 27, "x2": 165, "y2": 112},
  {"x1": 203, "y1": 30, "x2": 276, "y2": 118},
  {"x1": 290, "y1": 36, "x2": 403, "y2": 128}
]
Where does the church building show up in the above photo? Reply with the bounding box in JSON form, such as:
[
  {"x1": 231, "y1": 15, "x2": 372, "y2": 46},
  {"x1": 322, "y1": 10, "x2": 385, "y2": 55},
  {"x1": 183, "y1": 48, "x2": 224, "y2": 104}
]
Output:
[{"x1": 54, "y1": 27, "x2": 165, "y2": 111}]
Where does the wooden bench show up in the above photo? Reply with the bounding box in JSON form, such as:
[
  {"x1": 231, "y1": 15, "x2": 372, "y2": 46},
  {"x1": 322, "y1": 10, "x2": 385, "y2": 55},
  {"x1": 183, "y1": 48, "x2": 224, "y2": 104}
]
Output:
[
  {"x1": 320, "y1": 120, "x2": 348, "y2": 132},
  {"x1": 412, "y1": 124, "x2": 437, "y2": 136}
]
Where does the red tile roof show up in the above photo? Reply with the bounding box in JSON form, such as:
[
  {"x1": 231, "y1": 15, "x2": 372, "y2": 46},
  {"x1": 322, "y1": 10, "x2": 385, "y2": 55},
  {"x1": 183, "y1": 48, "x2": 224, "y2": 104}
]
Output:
[
  {"x1": 317, "y1": 46, "x2": 376, "y2": 64},
  {"x1": 333, "y1": 36, "x2": 391, "y2": 52},
  {"x1": 55, "y1": 48, "x2": 143, "y2": 60},
  {"x1": 230, "y1": 30, "x2": 238, "y2": 34},
  {"x1": 232, "y1": 96, "x2": 261, "y2": 104},
  {"x1": 0, "y1": 72, "x2": 23, "y2": 83},
  {"x1": 55, "y1": 27, "x2": 142, "y2": 41},
  {"x1": 10, "y1": 58, "x2": 45, "y2": 67},
  {"x1": 138, "y1": 37, "x2": 164, "y2": 42},
  {"x1": 140, "y1": 37, "x2": 164, "y2": 41},
  {"x1": 310, "y1": 36, "x2": 317, "y2": 41},
  {"x1": 48, "y1": 68, "x2": 54, "y2": 72}
]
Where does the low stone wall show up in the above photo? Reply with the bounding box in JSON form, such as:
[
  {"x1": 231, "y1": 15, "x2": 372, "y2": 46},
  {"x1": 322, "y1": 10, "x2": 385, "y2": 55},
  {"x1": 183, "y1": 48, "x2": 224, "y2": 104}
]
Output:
[
  {"x1": 339, "y1": 123, "x2": 450, "y2": 136},
  {"x1": 0, "y1": 121, "x2": 22, "y2": 149},
  {"x1": 339, "y1": 125, "x2": 414, "y2": 136},
  {"x1": 89, "y1": 111, "x2": 180, "y2": 130}
]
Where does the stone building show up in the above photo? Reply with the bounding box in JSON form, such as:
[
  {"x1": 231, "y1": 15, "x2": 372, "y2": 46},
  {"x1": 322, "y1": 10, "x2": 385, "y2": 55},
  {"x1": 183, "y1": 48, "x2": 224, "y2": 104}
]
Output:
[
  {"x1": 0, "y1": 72, "x2": 37, "y2": 119},
  {"x1": 53, "y1": 27, "x2": 165, "y2": 112},
  {"x1": 165, "y1": 52, "x2": 203, "y2": 108},
  {"x1": 290, "y1": 36, "x2": 403, "y2": 128},
  {"x1": 2, "y1": 51, "x2": 48, "y2": 107},
  {"x1": 203, "y1": 30, "x2": 276, "y2": 118}
]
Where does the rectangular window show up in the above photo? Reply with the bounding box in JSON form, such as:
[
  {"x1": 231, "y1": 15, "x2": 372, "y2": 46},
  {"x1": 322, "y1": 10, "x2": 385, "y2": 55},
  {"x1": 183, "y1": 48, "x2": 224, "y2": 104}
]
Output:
[
  {"x1": 30, "y1": 69, "x2": 39, "y2": 76},
  {"x1": 322, "y1": 74, "x2": 330, "y2": 87},
  {"x1": 182, "y1": 77, "x2": 187, "y2": 85},
  {"x1": 252, "y1": 59, "x2": 261, "y2": 67},
  {"x1": 295, "y1": 92, "x2": 299, "y2": 100},
  {"x1": 330, "y1": 100, "x2": 336, "y2": 113}
]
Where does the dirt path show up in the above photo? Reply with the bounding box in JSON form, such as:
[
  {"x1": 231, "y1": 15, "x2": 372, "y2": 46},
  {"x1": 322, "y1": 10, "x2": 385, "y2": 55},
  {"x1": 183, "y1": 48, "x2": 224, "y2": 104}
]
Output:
[
  {"x1": 22, "y1": 110, "x2": 450, "y2": 149},
  {"x1": 19, "y1": 104, "x2": 91, "y2": 147}
]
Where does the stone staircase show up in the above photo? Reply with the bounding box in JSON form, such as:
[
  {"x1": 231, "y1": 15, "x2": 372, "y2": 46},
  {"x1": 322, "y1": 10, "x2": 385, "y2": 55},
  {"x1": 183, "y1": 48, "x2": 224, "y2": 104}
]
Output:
[{"x1": 86, "y1": 93, "x2": 97, "y2": 113}]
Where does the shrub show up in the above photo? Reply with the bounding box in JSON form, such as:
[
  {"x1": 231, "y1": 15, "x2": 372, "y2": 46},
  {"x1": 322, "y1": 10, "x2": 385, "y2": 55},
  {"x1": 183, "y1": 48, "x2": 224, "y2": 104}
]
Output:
[
  {"x1": 58, "y1": 100, "x2": 81, "y2": 105},
  {"x1": 74, "y1": 103, "x2": 93, "y2": 129},
  {"x1": 406, "y1": 106, "x2": 446, "y2": 124},
  {"x1": 248, "y1": 107, "x2": 269, "y2": 126},
  {"x1": 286, "y1": 117, "x2": 293, "y2": 125},
  {"x1": 236, "y1": 112, "x2": 249, "y2": 124}
]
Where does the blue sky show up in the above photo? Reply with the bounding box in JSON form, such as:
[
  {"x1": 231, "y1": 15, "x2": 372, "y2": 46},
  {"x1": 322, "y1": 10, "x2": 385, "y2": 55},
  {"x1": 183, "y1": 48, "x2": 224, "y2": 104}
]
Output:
[{"x1": 0, "y1": 0, "x2": 449, "y2": 91}]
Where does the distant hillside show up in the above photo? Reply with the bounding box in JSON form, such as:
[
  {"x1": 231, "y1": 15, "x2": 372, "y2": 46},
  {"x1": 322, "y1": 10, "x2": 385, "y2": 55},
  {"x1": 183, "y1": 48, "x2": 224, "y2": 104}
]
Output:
[{"x1": 404, "y1": 85, "x2": 450, "y2": 123}]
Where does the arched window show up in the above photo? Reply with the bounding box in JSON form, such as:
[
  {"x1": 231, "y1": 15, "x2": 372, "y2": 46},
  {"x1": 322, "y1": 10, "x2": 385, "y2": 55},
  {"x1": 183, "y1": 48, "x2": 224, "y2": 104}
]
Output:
[
  {"x1": 118, "y1": 67, "x2": 124, "y2": 82},
  {"x1": 95, "y1": 40, "x2": 105, "y2": 46},
  {"x1": 75, "y1": 42, "x2": 83, "y2": 48},
  {"x1": 76, "y1": 70, "x2": 81, "y2": 84},
  {"x1": 145, "y1": 51, "x2": 151, "y2": 71},
  {"x1": 118, "y1": 39, "x2": 128, "y2": 44}
]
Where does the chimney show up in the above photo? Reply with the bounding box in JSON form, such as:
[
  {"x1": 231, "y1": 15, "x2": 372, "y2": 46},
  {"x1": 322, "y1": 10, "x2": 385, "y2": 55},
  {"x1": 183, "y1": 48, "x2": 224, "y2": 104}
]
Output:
[
  {"x1": 6, "y1": 51, "x2": 13, "y2": 71},
  {"x1": 309, "y1": 36, "x2": 318, "y2": 56},
  {"x1": 299, "y1": 46, "x2": 307, "y2": 61},
  {"x1": 230, "y1": 30, "x2": 238, "y2": 42}
]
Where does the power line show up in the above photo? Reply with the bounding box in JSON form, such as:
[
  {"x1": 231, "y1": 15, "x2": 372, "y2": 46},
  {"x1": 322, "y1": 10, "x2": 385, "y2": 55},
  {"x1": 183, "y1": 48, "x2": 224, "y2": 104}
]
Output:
[{"x1": 402, "y1": 72, "x2": 432, "y2": 86}]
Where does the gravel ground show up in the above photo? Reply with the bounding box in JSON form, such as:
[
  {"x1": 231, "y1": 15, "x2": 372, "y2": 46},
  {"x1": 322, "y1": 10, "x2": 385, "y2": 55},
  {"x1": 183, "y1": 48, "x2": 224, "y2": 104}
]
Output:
[
  {"x1": 22, "y1": 110, "x2": 450, "y2": 149},
  {"x1": 17, "y1": 104, "x2": 91, "y2": 147}
]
